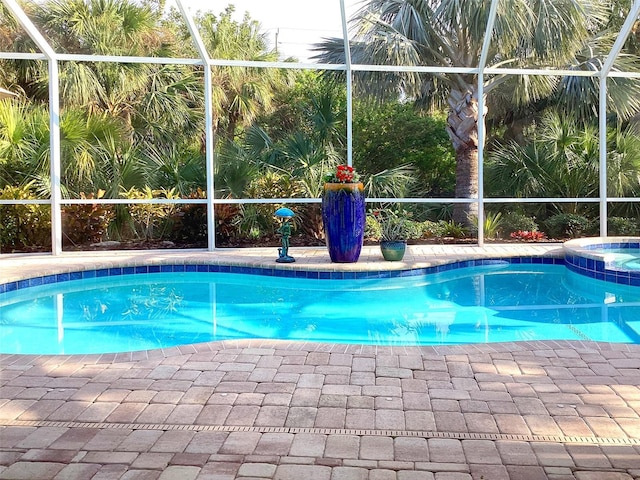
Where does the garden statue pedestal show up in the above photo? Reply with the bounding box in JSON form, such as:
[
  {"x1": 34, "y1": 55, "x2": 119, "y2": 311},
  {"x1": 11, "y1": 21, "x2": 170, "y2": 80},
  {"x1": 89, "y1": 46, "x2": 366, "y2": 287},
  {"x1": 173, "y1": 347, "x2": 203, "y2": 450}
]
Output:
[{"x1": 275, "y1": 207, "x2": 295, "y2": 263}]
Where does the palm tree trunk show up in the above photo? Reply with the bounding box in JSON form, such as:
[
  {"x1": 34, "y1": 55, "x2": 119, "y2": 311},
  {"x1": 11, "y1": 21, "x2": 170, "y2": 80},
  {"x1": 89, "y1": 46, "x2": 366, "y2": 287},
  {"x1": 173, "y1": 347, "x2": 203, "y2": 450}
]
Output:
[
  {"x1": 447, "y1": 88, "x2": 481, "y2": 226},
  {"x1": 453, "y1": 146, "x2": 479, "y2": 225}
]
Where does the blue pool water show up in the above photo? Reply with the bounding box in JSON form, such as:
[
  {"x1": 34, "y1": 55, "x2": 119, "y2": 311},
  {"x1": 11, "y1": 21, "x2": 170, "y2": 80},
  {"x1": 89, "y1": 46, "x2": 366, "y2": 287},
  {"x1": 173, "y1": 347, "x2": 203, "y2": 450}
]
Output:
[
  {"x1": 606, "y1": 248, "x2": 640, "y2": 271},
  {"x1": 2, "y1": 264, "x2": 640, "y2": 354}
]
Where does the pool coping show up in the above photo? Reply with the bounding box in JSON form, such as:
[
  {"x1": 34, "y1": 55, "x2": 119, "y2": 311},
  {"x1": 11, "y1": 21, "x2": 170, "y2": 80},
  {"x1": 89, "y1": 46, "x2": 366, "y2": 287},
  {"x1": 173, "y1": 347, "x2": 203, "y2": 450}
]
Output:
[
  {"x1": 1, "y1": 244, "x2": 565, "y2": 288},
  {"x1": 2, "y1": 337, "x2": 638, "y2": 366},
  {"x1": 0, "y1": 255, "x2": 566, "y2": 294},
  {"x1": 7, "y1": 238, "x2": 640, "y2": 291}
]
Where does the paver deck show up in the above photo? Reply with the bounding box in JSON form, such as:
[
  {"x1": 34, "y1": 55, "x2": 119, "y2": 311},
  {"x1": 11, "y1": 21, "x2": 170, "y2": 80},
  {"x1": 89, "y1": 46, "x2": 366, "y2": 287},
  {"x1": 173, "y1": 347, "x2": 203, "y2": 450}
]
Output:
[{"x1": 1, "y1": 245, "x2": 640, "y2": 479}]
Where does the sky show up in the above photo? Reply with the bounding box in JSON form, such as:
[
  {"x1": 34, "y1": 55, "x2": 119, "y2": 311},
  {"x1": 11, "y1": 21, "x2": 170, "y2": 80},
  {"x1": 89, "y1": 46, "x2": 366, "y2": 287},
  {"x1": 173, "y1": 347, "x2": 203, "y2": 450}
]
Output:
[{"x1": 173, "y1": 0, "x2": 359, "y2": 61}]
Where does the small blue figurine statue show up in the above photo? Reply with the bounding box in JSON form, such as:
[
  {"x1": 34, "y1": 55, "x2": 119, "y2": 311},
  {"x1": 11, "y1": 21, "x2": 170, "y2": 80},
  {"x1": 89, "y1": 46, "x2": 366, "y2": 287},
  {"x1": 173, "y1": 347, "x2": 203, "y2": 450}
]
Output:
[{"x1": 275, "y1": 207, "x2": 295, "y2": 263}]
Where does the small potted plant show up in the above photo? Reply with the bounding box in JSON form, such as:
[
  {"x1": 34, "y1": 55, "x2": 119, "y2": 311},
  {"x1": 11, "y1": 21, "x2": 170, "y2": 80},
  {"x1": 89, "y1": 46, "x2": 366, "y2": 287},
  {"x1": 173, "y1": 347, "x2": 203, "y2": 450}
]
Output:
[{"x1": 368, "y1": 209, "x2": 422, "y2": 261}]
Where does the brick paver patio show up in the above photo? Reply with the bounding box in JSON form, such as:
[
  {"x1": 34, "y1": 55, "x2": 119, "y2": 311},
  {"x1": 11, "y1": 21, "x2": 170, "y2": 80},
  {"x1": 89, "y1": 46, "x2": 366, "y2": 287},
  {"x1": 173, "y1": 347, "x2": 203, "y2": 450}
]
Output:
[{"x1": 1, "y1": 245, "x2": 639, "y2": 479}]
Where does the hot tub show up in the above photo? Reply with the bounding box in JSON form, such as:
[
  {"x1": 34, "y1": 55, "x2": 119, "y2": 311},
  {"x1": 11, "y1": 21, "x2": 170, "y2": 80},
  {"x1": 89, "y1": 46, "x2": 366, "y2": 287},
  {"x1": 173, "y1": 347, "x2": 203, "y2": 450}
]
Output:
[{"x1": 564, "y1": 237, "x2": 640, "y2": 285}]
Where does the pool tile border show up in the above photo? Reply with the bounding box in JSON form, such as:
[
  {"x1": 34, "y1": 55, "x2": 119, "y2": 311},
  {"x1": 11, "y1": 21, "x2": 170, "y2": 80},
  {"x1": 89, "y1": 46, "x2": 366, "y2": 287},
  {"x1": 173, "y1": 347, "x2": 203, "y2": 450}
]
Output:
[
  {"x1": 0, "y1": 256, "x2": 565, "y2": 295},
  {"x1": 564, "y1": 237, "x2": 640, "y2": 286}
]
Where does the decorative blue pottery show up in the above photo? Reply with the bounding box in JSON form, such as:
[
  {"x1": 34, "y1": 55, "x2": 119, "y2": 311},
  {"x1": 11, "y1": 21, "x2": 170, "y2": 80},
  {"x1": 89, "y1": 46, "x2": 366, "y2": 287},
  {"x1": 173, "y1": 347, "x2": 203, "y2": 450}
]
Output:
[
  {"x1": 321, "y1": 182, "x2": 366, "y2": 263},
  {"x1": 380, "y1": 240, "x2": 407, "y2": 261}
]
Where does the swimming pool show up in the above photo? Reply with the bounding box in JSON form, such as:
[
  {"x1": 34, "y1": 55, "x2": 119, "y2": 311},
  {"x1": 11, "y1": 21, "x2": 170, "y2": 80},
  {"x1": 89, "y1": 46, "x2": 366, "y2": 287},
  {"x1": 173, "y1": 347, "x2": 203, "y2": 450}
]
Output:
[{"x1": 2, "y1": 262, "x2": 640, "y2": 354}]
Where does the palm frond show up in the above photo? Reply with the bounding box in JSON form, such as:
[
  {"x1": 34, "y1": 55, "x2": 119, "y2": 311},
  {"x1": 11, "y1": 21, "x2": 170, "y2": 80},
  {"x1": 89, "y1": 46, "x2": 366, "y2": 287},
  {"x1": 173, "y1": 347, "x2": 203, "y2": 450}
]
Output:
[{"x1": 363, "y1": 163, "x2": 417, "y2": 198}]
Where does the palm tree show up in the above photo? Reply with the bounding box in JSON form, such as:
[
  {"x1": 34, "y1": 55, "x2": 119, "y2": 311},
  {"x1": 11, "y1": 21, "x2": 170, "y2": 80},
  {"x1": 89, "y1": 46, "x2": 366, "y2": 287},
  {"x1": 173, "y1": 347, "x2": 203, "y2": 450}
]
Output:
[
  {"x1": 0, "y1": 100, "x2": 49, "y2": 189},
  {"x1": 0, "y1": 98, "x2": 134, "y2": 197},
  {"x1": 191, "y1": 6, "x2": 294, "y2": 144},
  {"x1": 0, "y1": 3, "x2": 33, "y2": 99},
  {"x1": 315, "y1": 0, "x2": 640, "y2": 225},
  {"x1": 29, "y1": 0, "x2": 202, "y2": 136},
  {"x1": 2, "y1": 0, "x2": 204, "y2": 191}
]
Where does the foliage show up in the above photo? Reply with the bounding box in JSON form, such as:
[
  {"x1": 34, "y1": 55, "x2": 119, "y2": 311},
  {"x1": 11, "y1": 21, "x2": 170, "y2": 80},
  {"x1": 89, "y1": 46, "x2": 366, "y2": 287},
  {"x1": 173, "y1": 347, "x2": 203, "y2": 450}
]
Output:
[
  {"x1": 486, "y1": 113, "x2": 597, "y2": 208},
  {"x1": 221, "y1": 78, "x2": 346, "y2": 198},
  {"x1": 510, "y1": 230, "x2": 547, "y2": 241},
  {"x1": 500, "y1": 211, "x2": 540, "y2": 236},
  {"x1": 0, "y1": 183, "x2": 51, "y2": 251},
  {"x1": 368, "y1": 209, "x2": 422, "y2": 242},
  {"x1": 62, "y1": 190, "x2": 114, "y2": 247},
  {"x1": 239, "y1": 171, "x2": 302, "y2": 237},
  {"x1": 122, "y1": 186, "x2": 180, "y2": 240},
  {"x1": 353, "y1": 102, "x2": 455, "y2": 196},
  {"x1": 213, "y1": 201, "x2": 241, "y2": 244},
  {"x1": 4, "y1": 1, "x2": 640, "y2": 249},
  {"x1": 0, "y1": 100, "x2": 138, "y2": 197},
  {"x1": 607, "y1": 217, "x2": 639, "y2": 236},
  {"x1": 606, "y1": 126, "x2": 640, "y2": 218},
  {"x1": 544, "y1": 213, "x2": 594, "y2": 239},
  {"x1": 169, "y1": 188, "x2": 208, "y2": 247},
  {"x1": 316, "y1": 0, "x2": 640, "y2": 225},
  {"x1": 0, "y1": 100, "x2": 50, "y2": 189},
  {"x1": 361, "y1": 164, "x2": 417, "y2": 199},
  {"x1": 366, "y1": 215, "x2": 472, "y2": 242},
  {"x1": 215, "y1": 138, "x2": 263, "y2": 199},
  {"x1": 419, "y1": 203, "x2": 454, "y2": 222},
  {"x1": 1, "y1": 1, "x2": 289, "y2": 247},
  {"x1": 191, "y1": 6, "x2": 292, "y2": 142},
  {"x1": 486, "y1": 112, "x2": 640, "y2": 219},
  {"x1": 419, "y1": 220, "x2": 439, "y2": 238},
  {"x1": 145, "y1": 145, "x2": 206, "y2": 198},
  {"x1": 365, "y1": 214, "x2": 382, "y2": 241},
  {"x1": 424, "y1": 220, "x2": 468, "y2": 239},
  {"x1": 230, "y1": 82, "x2": 424, "y2": 242},
  {"x1": 475, "y1": 211, "x2": 503, "y2": 239},
  {"x1": 606, "y1": 0, "x2": 640, "y2": 55},
  {"x1": 24, "y1": 0, "x2": 204, "y2": 148}
]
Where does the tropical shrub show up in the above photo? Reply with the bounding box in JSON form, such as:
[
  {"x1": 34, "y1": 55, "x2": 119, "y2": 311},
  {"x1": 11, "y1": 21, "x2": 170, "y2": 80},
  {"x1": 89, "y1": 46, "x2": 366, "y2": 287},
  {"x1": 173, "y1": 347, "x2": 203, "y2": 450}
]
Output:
[
  {"x1": 424, "y1": 220, "x2": 468, "y2": 239},
  {"x1": 544, "y1": 213, "x2": 594, "y2": 239},
  {"x1": 122, "y1": 186, "x2": 180, "y2": 241},
  {"x1": 0, "y1": 183, "x2": 51, "y2": 251},
  {"x1": 62, "y1": 191, "x2": 114, "y2": 247},
  {"x1": 240, "y1": 171, "x2": 302, "y2": 238},
  {"x1": 510, "y1": 230, "x2": 547, "y2": 241},
  {"x1": 213, "y1": 201, "x2": 241, "y2": 245},
  {"x1": 365, "y1": 214, "x2": 382, "y2": 241},
  {"x1": 353, "y1": 102, "x2": 455, "y2": 197},
  {"x1": 169, "y1": 188, "x2": 208, "y2": 247},
  {"x1": 420, "y1": 220, "x2": 440, "y2": 238},
  {"x1": 486, "y1": 113, "x2": 640, "y2": 222},
  {"x1": 441, "y1": 220, "x2": 468, "y2": 239},
  {"x1": 607, "y1": 217, "x2": 639, "y2": 236},
  {"x1": 500, "y1": 211, "x2": 539, "y2": 236},
  {"x1": 473, "y1": 211, "x2": 503, "y2": 239},
  {"x1": 368, "y1": 209, "x2": 423, "y2": 241}
]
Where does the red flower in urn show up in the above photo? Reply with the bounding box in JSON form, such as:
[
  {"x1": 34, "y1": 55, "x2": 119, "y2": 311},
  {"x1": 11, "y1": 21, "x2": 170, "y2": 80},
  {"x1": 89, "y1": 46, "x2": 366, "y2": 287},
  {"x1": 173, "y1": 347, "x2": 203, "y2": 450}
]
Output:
[{"x1": 324, "y1": 164, "x2": 360, "y2": 184}]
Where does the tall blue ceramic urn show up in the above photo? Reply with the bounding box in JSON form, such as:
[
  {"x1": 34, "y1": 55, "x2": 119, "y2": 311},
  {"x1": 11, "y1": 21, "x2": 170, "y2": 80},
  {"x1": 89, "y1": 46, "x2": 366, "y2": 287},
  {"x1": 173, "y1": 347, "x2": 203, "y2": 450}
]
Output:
[{"x1": 321, "y1": 182, "x2": 366, "y2": 263}]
